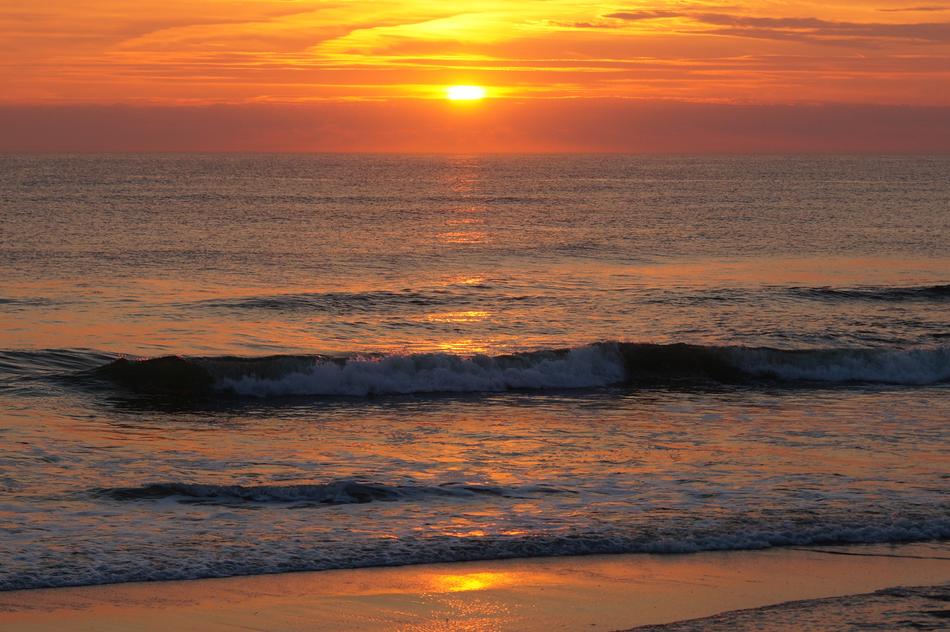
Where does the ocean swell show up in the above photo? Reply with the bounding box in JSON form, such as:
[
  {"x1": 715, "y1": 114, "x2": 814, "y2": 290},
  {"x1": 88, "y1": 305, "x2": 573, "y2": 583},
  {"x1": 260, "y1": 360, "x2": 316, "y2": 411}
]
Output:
[
  {"x1": 95, "y1": 480, "x2": 574, "y2": 504},
  {"x1": 790, "y1": 284, "x2": 950, "y2": 302}
]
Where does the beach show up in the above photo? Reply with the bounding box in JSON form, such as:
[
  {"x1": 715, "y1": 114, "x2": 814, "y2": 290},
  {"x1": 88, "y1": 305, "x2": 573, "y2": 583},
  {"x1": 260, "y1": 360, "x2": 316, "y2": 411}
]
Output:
[{"x1": 2, "y1": 544, "x2": 948, "y2": 631}]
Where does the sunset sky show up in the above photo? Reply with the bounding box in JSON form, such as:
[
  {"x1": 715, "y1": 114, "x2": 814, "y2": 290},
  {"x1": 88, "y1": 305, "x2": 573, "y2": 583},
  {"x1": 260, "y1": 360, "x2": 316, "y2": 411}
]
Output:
[{"x1": 2, "y1": 1, "x2": 950, "y2": 151}]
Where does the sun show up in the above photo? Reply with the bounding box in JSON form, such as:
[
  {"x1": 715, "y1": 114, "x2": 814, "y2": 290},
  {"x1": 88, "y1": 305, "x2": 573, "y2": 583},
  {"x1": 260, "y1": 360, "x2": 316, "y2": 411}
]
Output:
[{"x1": 446, "y1": 85, "x2": 486, "y2": 101}]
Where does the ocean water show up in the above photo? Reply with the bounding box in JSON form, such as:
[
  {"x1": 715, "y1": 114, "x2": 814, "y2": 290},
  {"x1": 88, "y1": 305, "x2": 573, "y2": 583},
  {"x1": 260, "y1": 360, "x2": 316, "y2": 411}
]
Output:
[{"x1": 0, "y1": 154, "x2": 948, "y2": 591}]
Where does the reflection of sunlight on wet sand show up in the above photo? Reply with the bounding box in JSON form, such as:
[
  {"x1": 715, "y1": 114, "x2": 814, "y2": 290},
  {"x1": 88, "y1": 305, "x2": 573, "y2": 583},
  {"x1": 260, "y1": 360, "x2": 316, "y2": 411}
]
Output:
[{"x1": 430, "y1": 572, "x2": 514, "y2": 593}]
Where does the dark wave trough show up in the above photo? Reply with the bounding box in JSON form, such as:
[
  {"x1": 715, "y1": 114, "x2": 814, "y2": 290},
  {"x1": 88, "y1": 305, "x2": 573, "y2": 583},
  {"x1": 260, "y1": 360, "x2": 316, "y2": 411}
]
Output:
[
  {"x1": 789, "y1": 284, "x2": 950, "y2": 302},
  {"x1": 95, "y1": 480, "x2": 575, "y2": 504}
]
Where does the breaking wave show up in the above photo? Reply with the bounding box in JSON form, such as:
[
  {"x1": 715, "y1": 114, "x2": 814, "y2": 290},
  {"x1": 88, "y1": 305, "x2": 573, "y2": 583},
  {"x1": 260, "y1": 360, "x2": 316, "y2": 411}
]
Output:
[
  {"x1": 3, "y1": 515, "x2": 947, "y2": 591},
  {"x1": 88, "y1": 342, "x2": 950, "y2": 396}
]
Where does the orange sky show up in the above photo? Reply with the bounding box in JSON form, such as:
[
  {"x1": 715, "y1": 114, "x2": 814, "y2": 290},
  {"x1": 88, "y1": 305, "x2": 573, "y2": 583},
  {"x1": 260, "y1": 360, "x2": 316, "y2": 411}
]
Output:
[{"x1": 2, "y1": 1, "x2": 950, "y2": 151}]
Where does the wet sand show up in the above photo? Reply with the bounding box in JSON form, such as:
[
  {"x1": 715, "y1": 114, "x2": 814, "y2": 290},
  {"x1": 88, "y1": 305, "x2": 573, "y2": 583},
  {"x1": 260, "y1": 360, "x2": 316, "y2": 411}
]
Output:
[
  {"x1": 1, "y1": 543, "x2": 948, "y2": 631},
  {"x1": 628, "y1": 583, "x2": 950, "y2": 631}
]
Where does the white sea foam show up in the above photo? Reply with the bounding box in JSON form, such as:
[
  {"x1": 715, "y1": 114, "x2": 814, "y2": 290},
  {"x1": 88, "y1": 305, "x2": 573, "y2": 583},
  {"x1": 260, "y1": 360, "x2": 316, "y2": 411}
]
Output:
[
  {"x1": 4, "y1": 517, "x2": 948, "y2": 591},
  {"x1": 218, "y1": 345, "x2": 626, "y2": 396}
]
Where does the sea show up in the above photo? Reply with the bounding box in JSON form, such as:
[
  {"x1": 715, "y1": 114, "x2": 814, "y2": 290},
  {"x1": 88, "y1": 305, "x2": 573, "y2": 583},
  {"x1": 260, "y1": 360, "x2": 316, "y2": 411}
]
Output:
[{"x1": 0, "y1": 154, "x2": 948, "y2": 592}]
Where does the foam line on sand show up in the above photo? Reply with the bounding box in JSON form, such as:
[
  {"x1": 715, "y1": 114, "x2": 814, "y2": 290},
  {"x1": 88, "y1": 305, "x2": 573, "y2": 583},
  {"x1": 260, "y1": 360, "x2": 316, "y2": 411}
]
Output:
[{"x1": 1, "y1": 543, "x2": 948, "y2": 631}]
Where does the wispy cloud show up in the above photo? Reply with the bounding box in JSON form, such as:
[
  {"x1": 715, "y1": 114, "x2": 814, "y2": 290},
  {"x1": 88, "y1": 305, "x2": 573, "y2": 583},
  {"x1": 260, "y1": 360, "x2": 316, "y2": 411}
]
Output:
[
  {"x1": 604, "y1": 11, "x2": 682, "y2": 21},
  {"x1": 605, "y1": 9, "x2": 950, "y2": 45},
  {"x1": 878, "y1": 6, "x2": 949, "y2": 12}
]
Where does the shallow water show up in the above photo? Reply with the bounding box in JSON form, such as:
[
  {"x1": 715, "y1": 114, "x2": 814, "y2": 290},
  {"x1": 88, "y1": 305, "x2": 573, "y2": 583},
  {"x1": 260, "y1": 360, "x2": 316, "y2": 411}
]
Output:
[{"x1": 1, "y1": 154, "x2": 948, "y2": 590}]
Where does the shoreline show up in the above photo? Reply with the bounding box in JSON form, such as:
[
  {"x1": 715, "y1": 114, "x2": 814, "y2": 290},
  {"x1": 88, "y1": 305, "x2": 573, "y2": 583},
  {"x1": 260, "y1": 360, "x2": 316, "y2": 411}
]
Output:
[{"x1": 2, "y1": 542, "x2": 948, "y2": 631}]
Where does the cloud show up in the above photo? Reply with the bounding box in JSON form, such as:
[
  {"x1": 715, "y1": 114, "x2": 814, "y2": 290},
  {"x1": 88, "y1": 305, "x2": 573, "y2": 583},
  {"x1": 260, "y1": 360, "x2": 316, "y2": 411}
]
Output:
[
  {"x1": 878, "y1": 6, "x2": 949, "y2": 12},
  {"x1": 604, "y1": 11, "x2": 681, "y2": 21},
  {"x1": 4, "y1": 2, "x2": 950, "y2": 105},
  {"x1": 605, "y1": 9, "x2": 950, "y2": 45}
]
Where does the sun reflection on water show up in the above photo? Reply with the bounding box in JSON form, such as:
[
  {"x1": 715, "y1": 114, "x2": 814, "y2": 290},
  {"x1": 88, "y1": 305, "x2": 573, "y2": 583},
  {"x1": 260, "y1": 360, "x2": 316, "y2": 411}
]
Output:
[
  {"x1": 423, "y1": 311, "x2": 490, "y2": 323},
  {"x1": 438, "y1": 231, "x2": 486, "y2": 244},
  {"x1": 442, "y1": 275, "x2": 487, "y2": 286},
  {"x1": 436, "y1": 339, "x2": 491, "y2": 354}
]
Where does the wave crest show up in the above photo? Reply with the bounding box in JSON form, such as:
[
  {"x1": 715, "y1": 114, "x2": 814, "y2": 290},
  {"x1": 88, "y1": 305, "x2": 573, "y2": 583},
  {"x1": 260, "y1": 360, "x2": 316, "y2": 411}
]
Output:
[{"x1": 220, "y1": 345, "x2": 624, "y2": 397}]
